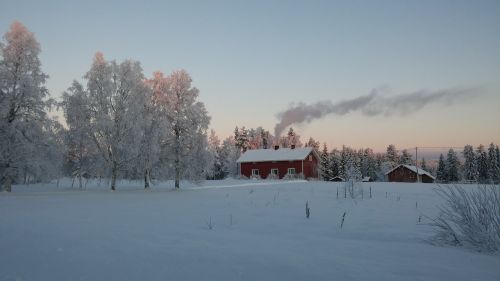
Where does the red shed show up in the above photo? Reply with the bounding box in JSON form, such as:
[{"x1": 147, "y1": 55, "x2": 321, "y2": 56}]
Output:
[
  {"x1": 386, "y1": 164, "x2": 435, "y2": 183},
  {"x1": 237, "y1": 147, "x2": 319, "y2": 180}
]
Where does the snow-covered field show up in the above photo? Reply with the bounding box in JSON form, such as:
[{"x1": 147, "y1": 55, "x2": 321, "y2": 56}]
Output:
[{"x1": 0, "y1": 180, "x2": 498, "y2": 281}]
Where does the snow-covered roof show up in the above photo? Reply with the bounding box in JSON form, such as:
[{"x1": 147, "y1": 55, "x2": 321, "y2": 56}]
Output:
[
  {"x1": 236, "y1": 147, "x2": 315, "y2": 163},
  {"x1": 385, "y1": 164, "x2": 435, "y2": 179}
]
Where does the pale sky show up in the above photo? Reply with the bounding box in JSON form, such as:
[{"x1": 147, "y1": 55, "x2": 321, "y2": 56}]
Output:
[{"x1": 1, "y1": 0, "x2": 499, "y2": 151}]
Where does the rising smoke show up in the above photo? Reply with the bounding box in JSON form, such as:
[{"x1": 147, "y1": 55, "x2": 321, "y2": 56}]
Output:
[{"x1": 274, "y1": 88, "x2": 477, "y2": 137}]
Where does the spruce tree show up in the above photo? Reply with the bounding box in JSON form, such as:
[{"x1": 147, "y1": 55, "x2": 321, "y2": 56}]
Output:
[
  {"x1": 436, "y1": 154, "x2": 447, "y2": 182},
  {"x1": 330, "y1": 150, "x2": 340, "y2": 178},
  {"x1": 446, "y1": 149, "x2": 460, "y2": 182},
  {"x1": 462, "y1": 145, "x2": 477, "y2": 182},
  {"x1": 487, "y1": 143, "x2": 499, "y2": 183},
  {"x1": 476, "y1": 145, "x2": 489, "y2": 183},
  {"x1": 320, "y1": 143, "x2": 332, "y2": 180}
]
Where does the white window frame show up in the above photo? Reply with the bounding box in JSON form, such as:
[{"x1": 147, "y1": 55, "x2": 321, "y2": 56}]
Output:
[
  {"x1": 252, "y1": 169, "x2": 260, "y2": 176},
  {"x1": 271, "y1": 168, "x2": 279, "y2": 175},
  {"x1": 288, "y1": 168, "x2": 296, "y2": 175}
]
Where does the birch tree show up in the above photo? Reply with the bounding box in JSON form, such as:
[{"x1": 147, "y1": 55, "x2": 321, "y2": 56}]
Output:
[
  {"x1": 0, "y1": 21, "x2": 61, "y2": 191},
  {"x1": 61, "y1": 81, "x2": 100, "y2": 188},
  {"x1": 159, "y1": 70, "x2": 210, "y2": 189},
  {"x1": 84, "y1": 53, "x2": 147, "y2": 190}
]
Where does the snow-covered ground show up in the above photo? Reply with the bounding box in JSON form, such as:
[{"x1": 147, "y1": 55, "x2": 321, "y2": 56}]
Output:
[{"x1": 0, "y1": 180, "x2": 498, "y2": 281}]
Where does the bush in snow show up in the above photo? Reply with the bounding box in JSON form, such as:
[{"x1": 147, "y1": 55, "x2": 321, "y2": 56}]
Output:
[
  {"x1": 266, "y1": 173, "x2": 279, "y2": 180},
  {"x1": 282, "y1": 172, "x2": 304, "y2": 180},
  {"x1": 429, "y1": 185, "x2": 500, "y2": 253},
  {"x1": 249, "y1": 174, "x2": 261, "y2": 180}
]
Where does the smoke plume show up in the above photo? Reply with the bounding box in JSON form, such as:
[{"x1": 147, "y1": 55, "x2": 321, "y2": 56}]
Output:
[{"x1": 274, "y1": 88, "x2": 477, "y2": 137}]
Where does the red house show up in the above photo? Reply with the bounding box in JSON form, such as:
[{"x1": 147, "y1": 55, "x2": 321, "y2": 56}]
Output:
[
  {"x1": 386, "y1": 164, "x2": 435, "y2": 183},
  {"x1": 236, "y1": 146, "x2": 320, "y2": 179}
]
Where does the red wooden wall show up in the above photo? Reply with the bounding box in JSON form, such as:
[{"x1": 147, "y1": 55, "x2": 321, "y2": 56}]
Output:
[{"x1": 240, "y1": 152, "x2": 318, "y2": 179}]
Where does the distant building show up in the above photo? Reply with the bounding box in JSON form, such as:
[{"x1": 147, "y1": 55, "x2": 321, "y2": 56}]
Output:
[
  {"x1": 236, "y1": 146, "x2": 319, "y2": 179},
  {"x1": 386, "y1": 164, "x2": 435, "y2": 183}
]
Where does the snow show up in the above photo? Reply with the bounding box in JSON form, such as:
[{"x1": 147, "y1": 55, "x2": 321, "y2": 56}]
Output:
[
  {"x1": 237, "y1": 147, "x2": 314, "y2": 163},
  {"x1": 386, "y1": 164, "x2": 436, "y2": 179},
  {"x1": 0, "y1": 180, "x2": 499, "y2": 281}
]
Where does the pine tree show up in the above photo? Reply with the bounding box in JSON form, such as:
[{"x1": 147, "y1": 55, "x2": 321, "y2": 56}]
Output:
[
  {"x1": 476, "y1": 145, "x2": 489, "y2": 183},
  {"x1": 436, "y1": 154, "x2": 447, "y2": 182},
  {"x1": 320, "y1": 143, "x2": 332, "y2": 180},
  {"x1": 446, "y1": 149, "x2": 460, "y2": 182},
  {"x1": 462, "y1": 145, "x2": 477, "y2": 182}
]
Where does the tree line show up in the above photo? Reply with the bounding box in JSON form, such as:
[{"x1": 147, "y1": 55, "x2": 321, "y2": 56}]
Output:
[
  {"x1": 0, "y1": 21, "x2": 209, "y2": 191},
  {"x1": 436, "y1": 144, "x2": 500, "y2": 184},
  {"x1": 1, "y1": 21, "x2": 498, "y2": 192}
]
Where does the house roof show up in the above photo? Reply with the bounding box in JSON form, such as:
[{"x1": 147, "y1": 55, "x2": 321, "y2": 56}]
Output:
[
  {"x1": 236, "y1": 147, "x2": 316, "y2": 163},
  {"x1": 385, "y1": 164, "x2": 435, "y2": 180}
]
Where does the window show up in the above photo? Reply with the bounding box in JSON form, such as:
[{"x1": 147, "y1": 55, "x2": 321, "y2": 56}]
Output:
[
  {"x1": 271, "y1": 169, "x2": 279, "y2": 175},
  {"x1": 309, "y1": 155, "x2": 313, "y2": 161},
  {"x1": 252, "y1": 169, "x2": 259, "y2": 176},
  {"x1": 287, "y1": 168, "x2": 296, "y2": 175}
]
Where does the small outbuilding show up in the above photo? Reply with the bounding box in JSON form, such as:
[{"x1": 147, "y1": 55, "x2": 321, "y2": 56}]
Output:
[
  {"x1": 386, "y1": 164, "x2": 435, "y2": 183},
  {"x1": 236, "y1": 146, "x2": 319, "y2": 179}
]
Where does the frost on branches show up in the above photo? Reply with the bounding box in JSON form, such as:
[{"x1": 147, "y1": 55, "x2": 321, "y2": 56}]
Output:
[{"x1": 0, "y1": 22, "x2": 63, "y2": 192}]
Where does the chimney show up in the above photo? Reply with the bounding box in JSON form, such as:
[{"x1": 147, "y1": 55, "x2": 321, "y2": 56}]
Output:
[
  {"x1": 274, "y1": 145, "x2": 279, "y2": 150},
  {"x1": 291, "y1": 144, "x2": 296, "y2": 149}
]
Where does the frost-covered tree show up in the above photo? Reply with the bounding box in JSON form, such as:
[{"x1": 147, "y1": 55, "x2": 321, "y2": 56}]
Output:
[
  {"x1": 399, "y1": 149, "x2": 413, "y2": 165},
  {"x1": 385, "y1": 144, "x2": 399, "y2": 163},
  {"x1": 206, "y1": 130, "x2": 224, "y2": 180},
  {"x1": 320, "y1": 143, "x2": 332, "y2": 180},
  {"x1": 476, "y1": 145, "x2": 489, "y2": 183},
  {"x1": 135, "y1": 72, "x2": 171, "y2": 189},
  {"x1": 277, "y1": 127, "x2": 302, "y2": 148},
  {"x1": 462, "y1": 145, "x2": 477, "y2": 182},
  {"x1": 0, "y1": 21, "x2": 62, "y2": 191},
  {"x1": 487, "y1": 143, "x2": 499, "y2": 183},
  {"x1": 61, "y1": 81, "x2": 101, "y2": 188},
  {"x1": 339, "y1": 145, "x2": 349, "y2": 179},
  {"x1": 82, "y1": 52, "x2": 147, "y2": 190},
  {"x1": 344, "y1": 153, "x2": 362, "y2": 182},
  {"x1": 234, "y1": 126, "x2": 249, "y2": 152},
  {"x1": 159, "y1": 70, "x2": 210, "y2": 189},
  {"x1": 445, "y1": 149, "x2": 460, "y2": 182},
  {"x1": 361, "y1": 148, "x2": 377, "y2": 180},
  {"x1": 436, "y1": 154, "x2": 447, "y2": 182},
  {"x1": 305, "y1": 137, "x2": 320, "y2": 152},
  {"x1": 329, "y1": 149, "x2": 340, "y2": 178},
  {"x1": 220, "y1": 137, "x2": 240, "y2": 178}
]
